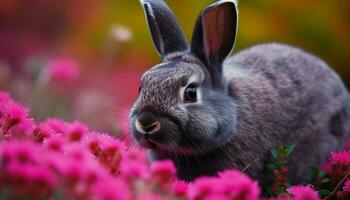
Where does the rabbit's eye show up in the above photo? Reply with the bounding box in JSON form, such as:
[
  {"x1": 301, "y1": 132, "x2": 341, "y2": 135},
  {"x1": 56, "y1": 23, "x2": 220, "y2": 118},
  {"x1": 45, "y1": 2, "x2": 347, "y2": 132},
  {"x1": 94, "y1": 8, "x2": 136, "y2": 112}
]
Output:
[{"x1": 184, "y1": 84, "x2": 197, "y2": 103}]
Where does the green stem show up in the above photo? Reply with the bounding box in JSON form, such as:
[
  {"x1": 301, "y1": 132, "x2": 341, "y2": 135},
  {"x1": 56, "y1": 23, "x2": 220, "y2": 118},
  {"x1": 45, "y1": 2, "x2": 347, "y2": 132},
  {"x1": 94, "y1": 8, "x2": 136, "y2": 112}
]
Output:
[{"x1": 324, "y1": 172, "x2": 350, "y2": 200}]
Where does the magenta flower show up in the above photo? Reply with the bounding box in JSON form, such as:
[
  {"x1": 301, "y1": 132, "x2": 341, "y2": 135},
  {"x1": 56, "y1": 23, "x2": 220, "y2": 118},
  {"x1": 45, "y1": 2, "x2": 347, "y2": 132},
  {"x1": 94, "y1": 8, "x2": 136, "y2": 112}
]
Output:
[
  {"x1": 172, "y1": 180, "x2": 188, "y2": 197},
  {"x1": 43, "y1": 134, "x2": 65, "y2": 151},
  {"x1": 289, "y1": 185, "x2": 320, "y2": 200},
  {"x1": 187, "y1": 176, "x2": 217, "y2": 199},
  {"x1": 0, "y1": 91, "x2": 10, "y2": 101},
  {"x1": 188, "y1": 170, "x2": 260, "y2": 200},
  {"x1": 330, "y1": 151, "x2": 350, "y2": 167},
  {"x1": 0, "y1": 100, "x2": 29, "y2": 136},
  {"x1": 119, "y1": 147, "x2": 150, "y2": 179},
  {"x1": 329, "y1": 151, "x2": 350, "y2": 182},
  {"x1": 8, "y1": 118, "x2": 35, "y2": 138},
  {"x1": 151, "y1": 160, "x2": 176, "y2": 183},
  {"x1": 0, "y1": 141, "x2": 58, "y2": 198},
  {"x1": 92, "y1": 178, "x2": 130, "y2": 200},
  {"x1": 82, "y1": 132, "x2": 125, "y2": 174},
  {"x1": 41, "y1": 118, "x2": 68, "y2": 135},
  {"x1": 217, "y1": 170, "x2": 260, "y2": 200},
  {"x1": 142, "y1": 194, "x2": 164, "y2": 200},
  {"x1": 47, "y1": 58, "x2": 80, "y2": 84},
  {"x1": 34, "y1": 123, "x2": 55, "y2": 143},
  {"x1": 344, "y1": 179, "x2": 350, "y2": 192},
  {"x1": 66, "y1": 121, "x2": 88, "y2": 142}
]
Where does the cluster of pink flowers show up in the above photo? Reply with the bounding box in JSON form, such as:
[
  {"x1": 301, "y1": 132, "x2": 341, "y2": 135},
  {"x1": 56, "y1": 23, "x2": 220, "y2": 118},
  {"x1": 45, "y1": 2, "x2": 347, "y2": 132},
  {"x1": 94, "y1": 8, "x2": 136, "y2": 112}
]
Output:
[
  {"x1": 1, "y1": 90, "x2": 346, "y2": 200},
  {"x1": 319, "y1": 149, "x2": 350, "y2": 199}
]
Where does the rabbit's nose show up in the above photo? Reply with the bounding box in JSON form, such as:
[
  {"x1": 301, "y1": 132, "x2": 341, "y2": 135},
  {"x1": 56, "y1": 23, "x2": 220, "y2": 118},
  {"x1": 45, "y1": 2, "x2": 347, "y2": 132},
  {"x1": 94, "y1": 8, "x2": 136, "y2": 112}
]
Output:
[{"x1": 135, "y1": 111, "x2": 161, "y2": 134}]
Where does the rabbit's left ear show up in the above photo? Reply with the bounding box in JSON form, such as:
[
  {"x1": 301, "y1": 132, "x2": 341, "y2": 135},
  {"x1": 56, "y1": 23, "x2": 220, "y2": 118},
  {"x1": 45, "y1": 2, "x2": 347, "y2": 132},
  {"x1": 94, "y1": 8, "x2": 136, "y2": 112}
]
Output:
[
  {"x1": 140, "y1": 0, "x2": 189, "y2": 58},
  {"x1": 191, "y1": 0, "x2": 238, "y2": 72}
]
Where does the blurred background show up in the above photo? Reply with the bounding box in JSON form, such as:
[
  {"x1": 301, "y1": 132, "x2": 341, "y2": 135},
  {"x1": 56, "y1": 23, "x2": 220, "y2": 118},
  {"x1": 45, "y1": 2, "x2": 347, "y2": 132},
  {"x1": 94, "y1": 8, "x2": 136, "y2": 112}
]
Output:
[{"x1": 0, "y1": 0, "x2": 349, "y2": 135}]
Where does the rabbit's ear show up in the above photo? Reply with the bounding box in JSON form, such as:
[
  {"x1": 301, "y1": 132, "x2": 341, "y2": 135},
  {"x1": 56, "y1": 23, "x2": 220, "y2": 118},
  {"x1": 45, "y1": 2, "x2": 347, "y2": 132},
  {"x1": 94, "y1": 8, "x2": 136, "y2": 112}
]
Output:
[
  {"x1": 140, "y1": 0, "x2": 189, "y2": 58},
  {"x1": 191, "y1": 0, "x2": 238, "y2": 78}
]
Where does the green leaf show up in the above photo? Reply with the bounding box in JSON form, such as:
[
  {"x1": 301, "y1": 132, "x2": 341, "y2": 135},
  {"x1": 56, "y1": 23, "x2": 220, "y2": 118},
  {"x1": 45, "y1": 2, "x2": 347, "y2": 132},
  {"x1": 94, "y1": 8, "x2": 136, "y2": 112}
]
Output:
[
  {"x1": 285, "y1": 145, "x2": 296, "y2": 157},
  {"x1": 320, "y1": 178, "x2": 331, "y2": 184},
  {"x1": 275, "y1": 163, "x2": 282, "y2": 170},
  {"x1": 318, "y1": 170, "x2": 328, "y2": 178},
  {"x1": 310, "y1": 165, "x2": 319, "y2": 177},
  {"x1": 277, "y1": 186, "x2": 285, "y2": 195},
  {"x1": 318, "y1": 189, "x2": 331, "y2": 197},
  {"x1": 265, "y1": 163, "x2": 276, "y2": 170},
  {"x1": 271, "y1": 148, "x2": 279, "y2": 160}
]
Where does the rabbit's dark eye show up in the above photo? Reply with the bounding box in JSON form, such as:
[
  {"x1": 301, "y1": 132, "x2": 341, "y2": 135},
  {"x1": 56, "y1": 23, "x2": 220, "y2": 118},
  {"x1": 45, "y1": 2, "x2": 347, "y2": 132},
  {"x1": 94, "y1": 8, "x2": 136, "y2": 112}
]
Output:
[{"x1": 184, "y1": 84, "x2": 197, "y2": 103}]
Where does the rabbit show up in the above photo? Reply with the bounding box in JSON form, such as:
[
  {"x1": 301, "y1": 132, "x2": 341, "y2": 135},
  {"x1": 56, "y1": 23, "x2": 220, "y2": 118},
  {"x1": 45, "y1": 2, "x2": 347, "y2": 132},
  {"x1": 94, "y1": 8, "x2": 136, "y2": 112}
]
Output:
[{"x1": 129, "y1": 0, "x2": 350, "y2": 185}]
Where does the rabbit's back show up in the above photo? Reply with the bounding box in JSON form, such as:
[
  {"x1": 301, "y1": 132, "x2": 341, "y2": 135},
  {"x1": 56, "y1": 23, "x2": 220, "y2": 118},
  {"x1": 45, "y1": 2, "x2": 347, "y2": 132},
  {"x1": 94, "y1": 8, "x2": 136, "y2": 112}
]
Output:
[{"x1": 224, "y1": 43, "x2": 350, "y2": 183}]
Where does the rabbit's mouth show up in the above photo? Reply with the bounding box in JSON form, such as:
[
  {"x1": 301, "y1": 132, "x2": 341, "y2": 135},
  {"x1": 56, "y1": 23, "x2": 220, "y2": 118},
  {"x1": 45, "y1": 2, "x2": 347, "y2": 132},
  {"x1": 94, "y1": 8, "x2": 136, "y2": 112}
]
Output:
[
  {"x1": 138, "y1": 135, "x2": 170, "y2": 151},
  {"x1": 137, "y1": 133, "x2": 195, "y2": 154},
  {"x1": 139, "y1": 137, "x2": 158, "y2": 149}
]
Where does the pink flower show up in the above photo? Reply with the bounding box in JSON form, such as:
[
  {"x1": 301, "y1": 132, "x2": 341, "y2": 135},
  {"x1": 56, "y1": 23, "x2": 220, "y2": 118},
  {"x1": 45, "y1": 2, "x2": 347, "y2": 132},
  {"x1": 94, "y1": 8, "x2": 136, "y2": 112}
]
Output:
[
  {"x1": 142, "y1": 193, "x2": 164, "y2": 200},
  {"x1": 289, "y1": 185, "x2": 320, "y2": 200},
  {"x1": 330, "y1": 151, "x2": 350, "y2": 167},
  {"x1": 41, "y1": 118, "x2": 68, "y2": 135},
  {"x1": 92, "y1": 178, "x2": 130, "y2": 200},
  {"x1": 2, "y1": 101, "x2": 28, "y2": 120},
  {"x1": 151, "y1": 160, "x2": 176, "y2": 184},
  {"x1": 66, "y1": 121, "x2": 88, "y2": 142},
  {"x1": 34, "y1": 123, "x2": 55, "y2": 143},
  {"x1": 0, "y1": 91, "x2": 10, "y2": 102},
  {"x1": 7, "y1": 118, "x2": 35, "y2": 138},
  {"x1": 344, "y1": 179, "x2": 350, "y2": 192},
  {"x1": 203, "y1": 194, "x2": 230, "y2": 200},
  {"x1": 119, "y1": 148, "x2": 149, "y2": 179},
  {"x1": 188, "y1": 176, "x2": 216, "y2": 199},
  {"x1": 4, "y1": 163, "x2": 57, "y2": 196},
  {"x1": 25, "y1": 165, "x2": 58, "y2": 188},
  {"x1": 0, "y1": 141, "x2": 58, "y2": 198},
  {"x1": 329, "y1": 151, "x2": 350, "y2": 181},
  {"x1": 0, "y1": 100, "x2": 29, "y2": 136},
  {"x1": 43, "y1": 134, "x2": 64, "y2": 151},
  {"x1": 0, "y1": 141, "x2": 40, "y2": 165},
  {"x1": 188, "y1": 170, "x2": 260, "y2": 200},
  {"x1": 172, "y1": 180, "x2": 188, "y2": 197},
  {"x1": 63, "y1": 161, "x2": 84, "y2": 185},
  {"x1": 47, "y1": 58, "x2": 80, "y2": 84},
  {"x1": 217, "y1": 170, "x2": 260, "y2": 200},
  {"x1": 83, "y1": 132, "x2": 126, "y2": 173}
]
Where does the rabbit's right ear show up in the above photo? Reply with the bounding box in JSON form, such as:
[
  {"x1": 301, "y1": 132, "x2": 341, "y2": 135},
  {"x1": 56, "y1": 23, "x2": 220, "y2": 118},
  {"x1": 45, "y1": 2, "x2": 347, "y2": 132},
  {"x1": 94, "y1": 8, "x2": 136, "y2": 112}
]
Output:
[
  {"x1": 190, "y1": 0, "x2": 238, "y2": 85},
  {"x1": 140, "y1": 0, "x2": 189, "y2": 58}
]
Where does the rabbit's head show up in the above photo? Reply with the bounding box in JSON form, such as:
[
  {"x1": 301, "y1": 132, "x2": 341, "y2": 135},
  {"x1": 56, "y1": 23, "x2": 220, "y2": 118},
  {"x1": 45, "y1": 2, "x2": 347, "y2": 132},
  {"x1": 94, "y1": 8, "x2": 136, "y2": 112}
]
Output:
[{"x1": 130, "y1": 0, "x2": 238, "y2": 154}]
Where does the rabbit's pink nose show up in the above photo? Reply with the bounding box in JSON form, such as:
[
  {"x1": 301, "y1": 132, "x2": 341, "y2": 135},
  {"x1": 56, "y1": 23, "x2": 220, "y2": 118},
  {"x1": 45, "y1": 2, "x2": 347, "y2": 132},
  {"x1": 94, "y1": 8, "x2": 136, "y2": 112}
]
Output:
[{"x1": 135, "y1": 111, "x2": 161, "y2": 134}]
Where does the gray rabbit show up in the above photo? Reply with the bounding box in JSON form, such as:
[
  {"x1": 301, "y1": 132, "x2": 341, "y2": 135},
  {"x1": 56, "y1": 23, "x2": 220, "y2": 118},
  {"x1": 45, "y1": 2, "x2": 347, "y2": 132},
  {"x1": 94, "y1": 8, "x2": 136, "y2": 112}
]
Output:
[{"x1": 129, "y1": 0, "x2": 350, "y2": 185}]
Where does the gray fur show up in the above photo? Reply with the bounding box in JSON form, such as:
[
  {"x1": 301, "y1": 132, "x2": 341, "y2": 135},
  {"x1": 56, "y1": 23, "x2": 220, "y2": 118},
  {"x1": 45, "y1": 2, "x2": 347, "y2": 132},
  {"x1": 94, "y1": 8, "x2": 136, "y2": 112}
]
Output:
[{"x1": 130, "y1": 0, "x2": 350, "y2": 185}]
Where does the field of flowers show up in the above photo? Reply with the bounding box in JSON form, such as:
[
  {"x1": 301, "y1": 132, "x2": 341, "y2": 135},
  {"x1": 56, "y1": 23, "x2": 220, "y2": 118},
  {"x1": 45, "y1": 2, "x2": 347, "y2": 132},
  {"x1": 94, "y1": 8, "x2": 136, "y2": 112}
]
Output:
[
  {"x1": 1, "y1": 0, "x2": 350, "y2": 199},
  {"x1": 1, "y1": 89, "x2": 350, "y2": 199}
]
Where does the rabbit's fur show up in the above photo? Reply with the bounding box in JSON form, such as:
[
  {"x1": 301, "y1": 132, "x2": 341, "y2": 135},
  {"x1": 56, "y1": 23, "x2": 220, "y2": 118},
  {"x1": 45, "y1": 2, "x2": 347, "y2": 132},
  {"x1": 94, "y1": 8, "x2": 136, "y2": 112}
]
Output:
[{"x1": 130, "y1": 0, "x2": 350, "y2": 184}]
